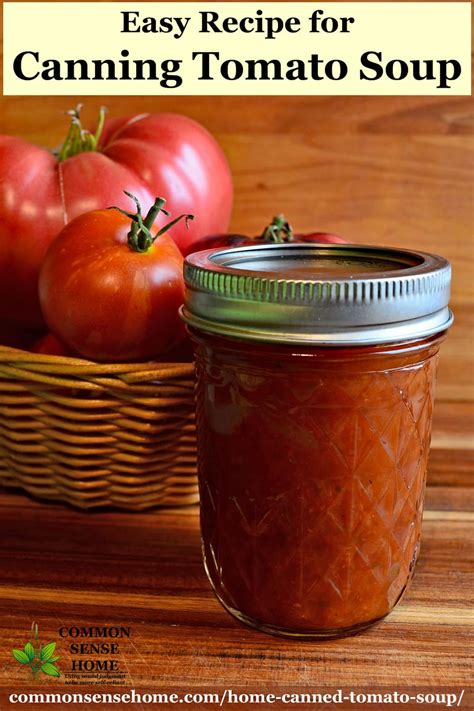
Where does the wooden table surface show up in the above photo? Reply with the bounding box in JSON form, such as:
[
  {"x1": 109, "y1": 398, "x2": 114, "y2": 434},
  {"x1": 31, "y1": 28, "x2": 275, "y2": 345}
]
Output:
[
  {"x1": 0, "y1": 399, "x2": 472, "y2": 709},
  {"x1": 0, "y1": 29, "x2": 473, "y2": 708}
]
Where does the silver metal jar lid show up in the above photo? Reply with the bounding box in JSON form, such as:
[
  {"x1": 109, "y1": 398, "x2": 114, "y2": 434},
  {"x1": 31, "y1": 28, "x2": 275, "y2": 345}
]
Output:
[{"x1": 182, "y1": 244, "x2": 453, "y2": 346}]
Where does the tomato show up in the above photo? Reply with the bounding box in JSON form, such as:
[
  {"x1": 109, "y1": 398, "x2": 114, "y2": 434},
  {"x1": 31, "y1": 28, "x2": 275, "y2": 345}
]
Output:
[
  {"x1": 39, "y1": 193, "x2": 190, "y2": 362},
  {"x1": 0, "y1": 106, "x2": 233, "y2": 329},
  {"x1": 182, "y1": 215, "x2": 347, "y2": 257},
  {"x1": 32, "y1": 333, "x2": 73, "y2": 357}
]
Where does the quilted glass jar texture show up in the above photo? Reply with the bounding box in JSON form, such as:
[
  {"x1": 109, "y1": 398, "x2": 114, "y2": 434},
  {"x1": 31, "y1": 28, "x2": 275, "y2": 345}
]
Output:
[{"x1": 193, "y1": 335, "x2": 440, "y2": 637}]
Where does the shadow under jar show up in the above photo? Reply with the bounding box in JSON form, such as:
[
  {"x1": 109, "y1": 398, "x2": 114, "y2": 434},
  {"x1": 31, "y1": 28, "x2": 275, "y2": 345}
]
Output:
[{"x1": 182, "y1": 244, "x2": 453, "y2": 639}]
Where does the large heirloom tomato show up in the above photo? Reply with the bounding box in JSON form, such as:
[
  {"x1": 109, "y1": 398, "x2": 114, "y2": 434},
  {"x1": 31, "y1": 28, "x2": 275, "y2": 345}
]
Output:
[
  {"x1": 39, "y1": 194, "x2": 190, "y2": 362},
  {"x1": 0, "y1": 107, "x2": 233, "y2": 329}
]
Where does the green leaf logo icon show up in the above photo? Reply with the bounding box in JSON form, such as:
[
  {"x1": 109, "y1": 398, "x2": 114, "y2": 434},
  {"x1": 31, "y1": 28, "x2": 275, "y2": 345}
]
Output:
[
  {"x1": 12, "y1": 623, "x2": 61, "y2": 679},
  {"x1": 12, "y1": 649, "x2": 30, "y2": 665},
  {"x1": 41, "y1": 662, "x2": 60, "y2": 677},
  {"x1": 40, "y1": 642, "x2": 56, "y2": 661}
]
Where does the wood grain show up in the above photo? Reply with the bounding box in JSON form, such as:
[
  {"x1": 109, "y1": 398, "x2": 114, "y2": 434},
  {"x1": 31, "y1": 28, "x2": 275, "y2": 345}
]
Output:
[
  {"x1": 0, "y1": 478, "x2": 472, "y2": 697},
  {"x1": 0, "y1": 402, "x2": 471, "y2": 701},
  {"x1": 1, "y1": 95, "x2": 473, "y2": 136},
  {"x1": 0, "y1": 97, "x2": 472, "y2": 403}
]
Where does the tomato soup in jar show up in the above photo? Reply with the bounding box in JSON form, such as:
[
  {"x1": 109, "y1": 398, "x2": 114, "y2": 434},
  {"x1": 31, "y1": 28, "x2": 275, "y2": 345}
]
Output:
[{"x1": 182, "y1": 244, "x2": 453, "y2": 639}]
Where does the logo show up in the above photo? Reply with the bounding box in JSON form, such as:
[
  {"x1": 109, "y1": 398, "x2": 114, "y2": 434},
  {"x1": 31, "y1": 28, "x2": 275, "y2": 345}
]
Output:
[{"x1": 12, "y1": 622, "x2": 61, "y2": 678}]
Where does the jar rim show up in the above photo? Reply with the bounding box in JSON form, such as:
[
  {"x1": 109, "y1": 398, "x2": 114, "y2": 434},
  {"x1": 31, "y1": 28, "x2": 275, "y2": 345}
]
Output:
[{"x1": 183, "y1": 243, "x2": 453, "y2": 346}]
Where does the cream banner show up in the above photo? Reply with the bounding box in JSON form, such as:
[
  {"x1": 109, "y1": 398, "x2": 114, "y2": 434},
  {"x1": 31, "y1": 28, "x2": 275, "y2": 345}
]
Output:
[{"x1": 3, "y1": 2, "x2": 472, "y2": 95}]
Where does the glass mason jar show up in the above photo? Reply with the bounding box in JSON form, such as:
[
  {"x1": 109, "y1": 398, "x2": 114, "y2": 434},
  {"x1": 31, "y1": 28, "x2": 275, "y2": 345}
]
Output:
[{"x1": 182, "y1": 244, "x2": 453, "y2": 639}]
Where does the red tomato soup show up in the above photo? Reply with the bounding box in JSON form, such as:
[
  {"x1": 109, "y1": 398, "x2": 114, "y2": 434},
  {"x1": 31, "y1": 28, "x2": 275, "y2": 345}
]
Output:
[{"x1": 182, "y1": 244, "x2": 453, "y2": 638}]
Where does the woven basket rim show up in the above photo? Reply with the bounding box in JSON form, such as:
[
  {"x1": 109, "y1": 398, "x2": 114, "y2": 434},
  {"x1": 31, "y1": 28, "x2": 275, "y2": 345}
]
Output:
[{"x1": 0, "y1": 344, "x2": 194, "y2": 375}]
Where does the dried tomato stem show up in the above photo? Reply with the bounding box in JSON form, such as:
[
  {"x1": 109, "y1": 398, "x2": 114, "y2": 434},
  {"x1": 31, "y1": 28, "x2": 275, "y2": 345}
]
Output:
[{"x1": 57, "y1": 105, "x2": 107, "y2": 162}]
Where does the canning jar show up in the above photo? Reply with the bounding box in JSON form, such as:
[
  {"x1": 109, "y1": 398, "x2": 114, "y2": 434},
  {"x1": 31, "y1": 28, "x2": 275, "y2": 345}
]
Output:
[{"x1": 182, "y1": 244, "x2": 453, "y2": 639}]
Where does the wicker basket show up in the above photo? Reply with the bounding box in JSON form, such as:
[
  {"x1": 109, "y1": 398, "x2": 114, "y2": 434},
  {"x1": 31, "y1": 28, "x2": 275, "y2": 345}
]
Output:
[{"x1": 0, "y1": 345, "x2": 198, "y2": 510}]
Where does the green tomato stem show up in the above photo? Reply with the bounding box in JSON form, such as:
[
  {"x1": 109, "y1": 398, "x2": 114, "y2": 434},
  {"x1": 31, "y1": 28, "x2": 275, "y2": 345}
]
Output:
[
  {"x1": 110, "y1": 192, "x2": 194, "y2": 253},
  {"x1": 57, "y1": 105, "x2": 107, "y2": 162},
  {"x1": 259, "y1": 215, "x2": 294, "y2": 243},
  {"x1": 143, "y1": 197, "x2": 168, "y2": 231}
]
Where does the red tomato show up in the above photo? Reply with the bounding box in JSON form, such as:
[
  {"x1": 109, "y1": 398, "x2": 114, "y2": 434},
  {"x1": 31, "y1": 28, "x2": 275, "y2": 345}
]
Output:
[
  {"x1": 39, "y1": 194, "x2": 190, "y2": 362},
  {"x1": 0, "y1": 107, "x2": 233, "y2": 329},
  {"x1": 182, "y1": 215, "x2": 347, "y2": 257},
  {"x1": 32, "y1": 333, "x2": 74, "y2": 357}
]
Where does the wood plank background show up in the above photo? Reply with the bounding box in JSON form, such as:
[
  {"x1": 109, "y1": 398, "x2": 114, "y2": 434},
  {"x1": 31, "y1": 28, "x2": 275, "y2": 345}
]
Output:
[{"x1": 1, "y1": 94, "x2": 472, "y2": 402}]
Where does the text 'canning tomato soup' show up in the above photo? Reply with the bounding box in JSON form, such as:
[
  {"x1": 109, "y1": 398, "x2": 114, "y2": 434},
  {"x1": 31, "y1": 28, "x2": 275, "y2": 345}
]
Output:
[{"x1": 182, "y1": 244, "x2": 453, "y2": 639}]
